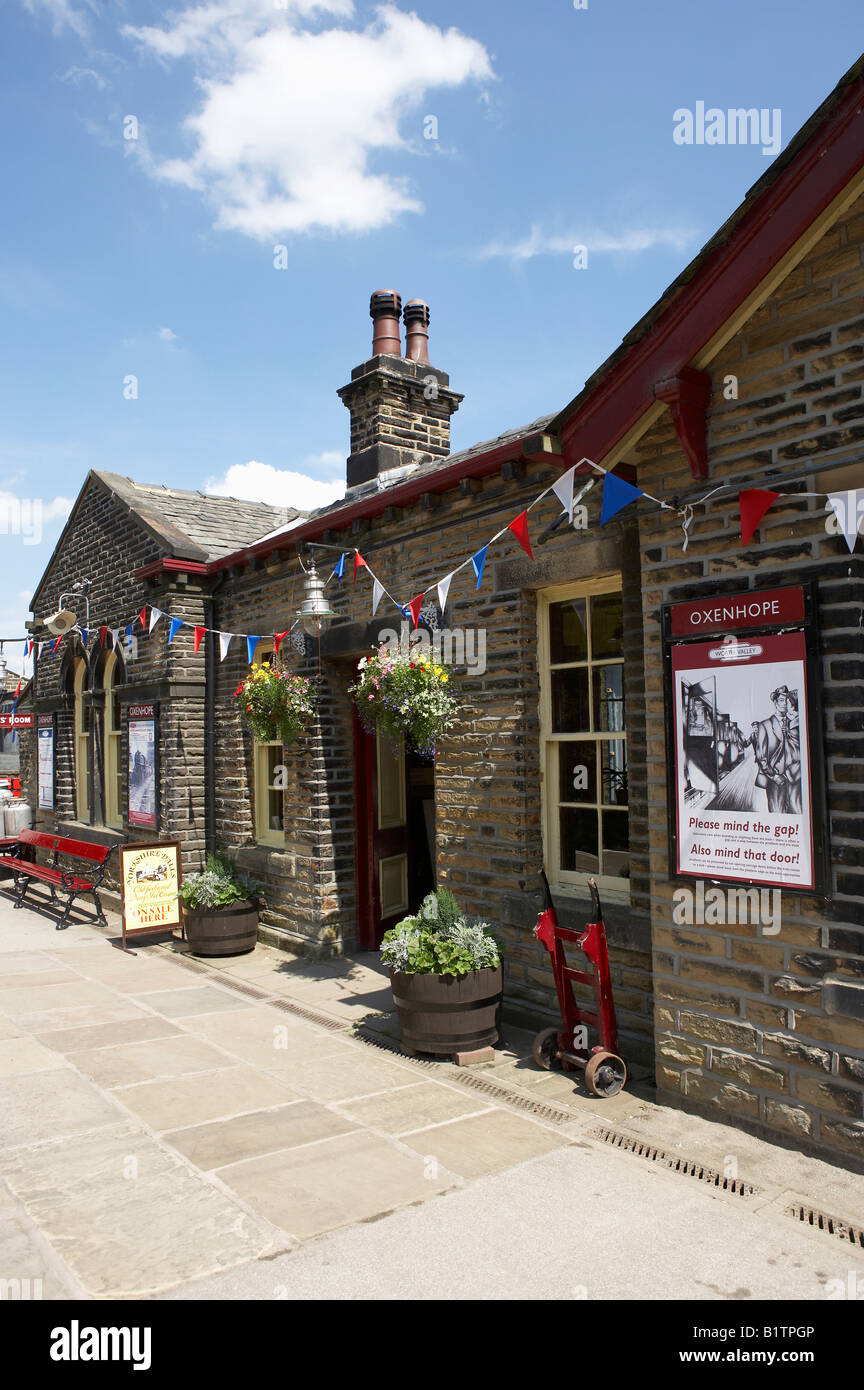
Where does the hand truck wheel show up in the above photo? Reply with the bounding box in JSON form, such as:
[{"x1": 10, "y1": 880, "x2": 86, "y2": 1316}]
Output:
[
  {"x1": 584, "y1": 1050, "x2": 627, "y2": 1097},
  {"x1": 532, "y1": 1027, "x2": 561, "y2": 1071}
]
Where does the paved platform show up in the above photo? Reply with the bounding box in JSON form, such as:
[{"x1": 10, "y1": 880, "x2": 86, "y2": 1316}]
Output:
[{"x1": 0, "y1": 885, "x2": 862, "y2": 1301}]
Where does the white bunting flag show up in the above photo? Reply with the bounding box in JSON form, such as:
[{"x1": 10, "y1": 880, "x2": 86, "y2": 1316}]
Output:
[
  {"x1": 827, "y1": 490, "x2": 864, "y2": 553},
  {"x1": 437, "y1": 573, "x2": 453, "y2": 615},
  {"x1": 551, "y1": 465, "x2": 576, "y2": 524},
  {"x1": 371, "y1": 578, "x2": 384, "y2": 617},
  {"x1": 218, "y1": 632, "x2": 232, "y2": 663},
  {"x1": 148, "y1": 607, "x2": 164, "y2": 633}
]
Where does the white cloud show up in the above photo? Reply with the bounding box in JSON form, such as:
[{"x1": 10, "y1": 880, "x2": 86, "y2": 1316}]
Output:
[
  {"x1": 158, "y1": 326, "x2": 178, "y2": 341},
  {"x1": 478, "y1": 223, "x2": 698, "y2": 264},
  {"x1": 206, "y1": 455, "x2": 345, "y2": 510},
  {"x1": 22, "y1": 0, "x2": 90, "y2": 39},
  {"x1": 123, "y1": 2, "x2": 493, "y2": 239}
]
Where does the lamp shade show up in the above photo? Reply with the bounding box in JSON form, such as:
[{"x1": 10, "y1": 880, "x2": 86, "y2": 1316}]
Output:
[{"x1": 297, "y1": 563, "x2": 337, "y2": 635}]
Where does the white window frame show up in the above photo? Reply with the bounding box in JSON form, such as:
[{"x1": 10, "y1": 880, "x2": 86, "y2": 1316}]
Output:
[
  {"x1": 538, "y1": 574, "x2": 629, "y2": 901},
  {"x1": 104, "y1": 650, "x2": 123, "y2": 829},
  {"x1": 251, "y1": 641, "x2": 284, "y2": 849},
  {"x1": 73, "y1": 657, "x2": 90, "y2": 822}
]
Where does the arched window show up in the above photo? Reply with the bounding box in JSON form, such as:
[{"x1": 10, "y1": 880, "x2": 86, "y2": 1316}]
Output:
[
  {"x1": 103, "y1": 650, "x2": 123, "y2": 829},
  {"x1": 73, "y1": 657, "x2": 90, "y2": 821},
  {"x1": 251, "y1": 641, "x2": 284, "y2": 848}
]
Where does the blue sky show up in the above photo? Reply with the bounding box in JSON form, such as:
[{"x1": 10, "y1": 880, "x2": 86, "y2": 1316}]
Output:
[{"x1": 1, "y1": 0, "x2": 862, "y2": 667}]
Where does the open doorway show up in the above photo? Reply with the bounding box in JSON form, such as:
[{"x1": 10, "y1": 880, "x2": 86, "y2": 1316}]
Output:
[{"x1": 354, "y1": 709, "x2": 435, "y2": 949}]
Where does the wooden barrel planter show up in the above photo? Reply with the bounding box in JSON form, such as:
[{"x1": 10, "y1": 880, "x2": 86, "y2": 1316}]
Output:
[
  {"x1": 182, "y1": 898, "x2": 259, "y2": 957},
  {"x1": 389, "y1": 966, "x2": 503, "y2": 1055}
]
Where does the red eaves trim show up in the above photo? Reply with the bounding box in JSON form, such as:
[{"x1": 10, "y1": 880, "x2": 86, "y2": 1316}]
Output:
[
  {"x1": 206, "y1": 435, "x2": 529, "y2": 576},
  {"x1": 559, "y1": 73, "x2": 864, "y2": 469},
  {"x1": 133, "y1": 557, "x2": 209, "y2": 581}
]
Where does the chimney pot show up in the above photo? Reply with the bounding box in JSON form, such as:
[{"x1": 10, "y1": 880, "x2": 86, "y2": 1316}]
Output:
[
  {"x1": 403, "y1": 299, "x2": 431, "y2": 365},
  {"x1": 370, "y1": 289, "x2": 402, "y2": 356}
]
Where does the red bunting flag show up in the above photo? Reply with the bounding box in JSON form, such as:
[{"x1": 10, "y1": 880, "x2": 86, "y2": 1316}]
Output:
[
  {"x1": 100, "y1": 626, "x2": 107, "y2": 648},
  {"x1": 273, "y1": 630, "x2": 290, "y2": 655},
  {"x1": 739, "y1": 489, "x2": 780, "y2": 547},
  {"x1": 193, "y1": 626, "x2": 206, "y2": 654},
  {"x1": 51, "y1": 636, "x2": 62, "y2": 655},
  {"x1": 508, "y1": 510, "x2": 534, "y2": 560},
  {"x1": 139, "y1": 606, "x2": 147, "y2": 630},
  {"x1": 353, "y1": 551, "x2": 367, "y2": 584},
  {"x1": 407, "y1": 594, "x2": 424, "y2": 630}
]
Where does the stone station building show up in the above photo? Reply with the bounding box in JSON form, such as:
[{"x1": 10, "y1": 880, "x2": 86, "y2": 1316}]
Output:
[{"x1": 19, "y1": 57, "x2": 864, "y2": 1167}]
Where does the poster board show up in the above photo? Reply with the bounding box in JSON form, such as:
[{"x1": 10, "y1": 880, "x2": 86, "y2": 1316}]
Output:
[
  {"x1": 664, "y1": 583, "x2": 828, "y2": 894},
  {"x1": 120, "y1": 840, "x2": 183, "y2": 948},
  {"x1": 127, "y1": 703, "x2": 158, "y2": 830},
  {"x1": 37, "y1": 714, "x2": 55, "y2": 810}
]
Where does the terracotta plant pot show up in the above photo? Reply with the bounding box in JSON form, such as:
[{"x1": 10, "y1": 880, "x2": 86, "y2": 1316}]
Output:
[
  {"x1": 182, "y1": 898, "x2": 259, "y2": 957},
  {"x1": 388, "y1": 965, "x2": 503, "y2": 1055}
]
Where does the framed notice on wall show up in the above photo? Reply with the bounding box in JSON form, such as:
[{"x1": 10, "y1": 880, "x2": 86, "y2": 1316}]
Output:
[
  {"x1": 127, "y1": 703, "x2": 158, "y2": 830},
  {"x1": 663, "y1": 584, "x2": 828, "y2": 894},
  {"x1": 119, "y1": 840, "x2": 183, "y2": 949},
  {"x1": 37, "y1": 714, "x2": 55, "y2": 810}
]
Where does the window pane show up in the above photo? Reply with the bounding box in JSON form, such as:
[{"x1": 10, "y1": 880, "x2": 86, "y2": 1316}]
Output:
[
  {"x1": 590, "y1": 591, "x2": 623, "y2": 660},
  {"x1": 558, "y1": 741, "x2": 596, "y2": 804},
  {"x1": 551, "y1": 669, "x2": 590, "y2": 732},
  {"x1": 267, "y1": 786, "x2": 282, "y2": 832},
  {"x1": 600, "y1": 739, "x2": 628, "y2": 806},
  {"x1": 549, "y1": 597, "x2": 587, "y2": 664},
  {"x1": 592, "y1": 665, "x2": 625, "y2": 732},
  {"x1": 560, "y1": 807, "x2": 599, "y2": 874},
  {"x1": 266, "y1": 745, "x2": 282, "y2": 784},
  {"x1": 602, "y1": 810, "x2": 629, "y2": 878}
]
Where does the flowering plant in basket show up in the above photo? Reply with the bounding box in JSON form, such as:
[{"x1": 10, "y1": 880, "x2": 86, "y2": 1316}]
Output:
[
  {"x1": 349, "y1": 645, "x2": 455, "y2": 758},
  {"x1": 233, "y1": 663, "x2": 316, "y2": 746}
]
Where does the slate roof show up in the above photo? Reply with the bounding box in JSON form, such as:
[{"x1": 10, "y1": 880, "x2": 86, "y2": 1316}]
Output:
[{"x1": 92, "y1": 471, "x2": 305, "y2": 562}]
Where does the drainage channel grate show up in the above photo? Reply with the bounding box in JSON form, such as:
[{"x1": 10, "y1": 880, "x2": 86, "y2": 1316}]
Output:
[
  {"x1": 592, "y1": 1125, "x2": 759, "y2": 1197},
  {"x1": 268, "y1": 996, "x2": 350, "y2": 1033},
  {"x1": 786, "y1": 1204, "x2": 864, "y2": 1247},
  {"x1": 353, "y1": 1026, "x2": 578, "y2": 1125}
]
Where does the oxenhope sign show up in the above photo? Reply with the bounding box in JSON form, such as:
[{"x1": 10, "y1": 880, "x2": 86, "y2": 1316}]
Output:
[{"x1": 667, "y1": 586, "x2": 806, "y2": 637}]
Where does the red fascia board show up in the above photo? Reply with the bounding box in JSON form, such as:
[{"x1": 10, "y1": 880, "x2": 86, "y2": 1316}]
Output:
[
  {"x1": 559, "y1": 79, "x2": 864, "y2": 467},
  {"x1": 133, "y1": 557, "x2": 209, "y2": 581},
  {"x1": 206, "y1": 436, "x2": 530, "y2": 575}
]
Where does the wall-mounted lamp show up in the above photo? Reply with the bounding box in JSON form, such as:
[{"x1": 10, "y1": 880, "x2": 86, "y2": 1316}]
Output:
[{"x1": 296, "y1": 558, "x2": 337, "y2": 637}]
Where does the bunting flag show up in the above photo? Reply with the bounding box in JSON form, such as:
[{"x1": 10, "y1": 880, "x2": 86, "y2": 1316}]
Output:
[
  {"x1": 100, "y1": 626, "x2": 107, "y2": 648},
  {"x1": 472, "y1": 545, "x2": 488, "y2": 589},
  {"x1": 551, "y1": 465, "x2": 576, "y2": 524},
  {"x1": 139, "y1": 607, "x2": 147, "y2": 631},
  {"x1": 125, "y1": 622, "x2": 134, "y2": 643},
  {"x1": 739, "y1": 489, "x2": 780, "y2": 547},
  {"x1": 335, "y1": 552, "x2": 346, "y2": 580},
  {"x1": 10, "y1": 681, "x2": 21, "y2": 744},
  {"x1": 508, "y1": 510, "x2": 534, "y2": 560},
  {"x1": 273, "y1": 630, "x2": 290, "y2": 655},
  {"x1": 168, "y1": 618, "x2": 183, "y2": 644},
  {"x1": 219, "y1": 632, "x2": 232, "y2": 663},
  {"x1": 371, "y1": 578, "x2": 385, "y2": 617},
  {"x1": 148, "y1": 607, "x2": 163, "y2": 633},
  {"x1": 51, "y1": 637, "x2": 62, "y2": 655},
  {"x1": 826, "y1": 489, "x2": 864, "y2": 553},
  {"x1": 246, "y1": 635, "x2": 260, "y2": 665},
  {"x1": 407, "y1": 594, "x2": 425, "y2": 629},
  {"x1": 437, "y1": 573, "x2": 453, "y2": 615},
  {"x1": 79, "y1": 628, "x2": 89, "y2": 647},
  {"x1": 111, "y1": 629, "x2": 121, "y2": 650},
  {"x1": 601, "y1": 473, "x2": 644, "y2": 525},
  {"x1": 353, "y1": 551, "x2": 367, "y2": 584}
]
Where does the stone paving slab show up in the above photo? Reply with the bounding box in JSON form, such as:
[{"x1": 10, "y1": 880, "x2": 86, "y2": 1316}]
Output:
[
  {"x1": 399, "y1": 1108, "x2": 571, "y2": 1179},
  {"x1": 338, "y1": 1080, "x2": 496, "y2": 1136},
  {"x1": 0, "y1": 1068, "x2": 123, "y2": 1149},
  {"x1": 165, "y1": 1100, "x2": 358, "y2": 1170},
  {"x1": 214, "y1": 1130, "x2": 455, "y2": 1240},
  {"x1": 68, "y1": 1033, "x2": 232, "y2": 1089},
  {"x1": 0, "y1": 1123, "x2": 289, "y2": 1298},
  {"x1": 0, "y1": 1035, "x2": 69, "y2": 1078},
  {"x1": 128, "y1": 985, "x2": 250, "y2": 1017},
  {"x1": 284, "y1": 1049, "x2": 426, "y2": 1104},
  {"x1": 113, "y1": 1066, "x2": 304, "y2": 1133},
  {"x1": 34, "y1": 1014, "x2": 181, "y2": 1055}
]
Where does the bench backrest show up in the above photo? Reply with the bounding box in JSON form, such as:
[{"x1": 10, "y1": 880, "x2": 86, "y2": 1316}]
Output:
[{"x1": 17, "y1": 829, "x2": 112, "y2": 866}]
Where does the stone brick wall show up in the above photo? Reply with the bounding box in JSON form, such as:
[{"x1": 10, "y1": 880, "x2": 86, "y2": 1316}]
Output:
[
  {"x1": 22, "y1": 477, "x2": 207, "y2": 882},
  {"x1": 211, "y1": 468, "x2": 654, "y2": 1065},
  {"x1": 635, "y1": 190, "x2": 864, "y2": 1163},
  {"x1": 339, "y1": 356, "x2": 460, "y2": 460}
]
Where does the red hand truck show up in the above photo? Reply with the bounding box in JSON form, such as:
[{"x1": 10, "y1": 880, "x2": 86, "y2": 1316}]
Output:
[{"x1": 531, "y1": 869, "x2": 627, "y2": 1097}]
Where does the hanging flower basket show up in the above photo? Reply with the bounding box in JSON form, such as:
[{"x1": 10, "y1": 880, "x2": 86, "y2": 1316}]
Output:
[
  {"x1": 233, "y1": 664, "x2": 316, "y2": 746},
  {"x1": 349, "y1": 646, "x2": 456, "y2": 759}
]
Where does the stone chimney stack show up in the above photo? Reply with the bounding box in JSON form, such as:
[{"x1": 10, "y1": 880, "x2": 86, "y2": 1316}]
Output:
[{"x1": 338, "y1": 290, "x2": 463, "y2": 490}]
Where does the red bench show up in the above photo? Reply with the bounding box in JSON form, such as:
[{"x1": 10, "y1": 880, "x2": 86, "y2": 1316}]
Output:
[{"x1": 11, "y1": 829, "x2": 113, "y2": 931}]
